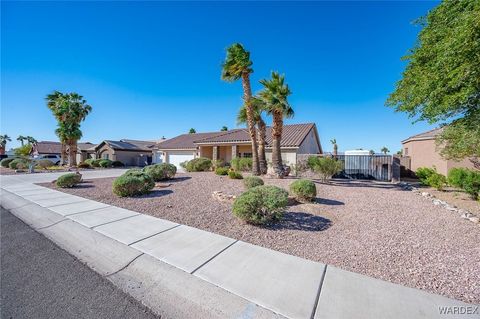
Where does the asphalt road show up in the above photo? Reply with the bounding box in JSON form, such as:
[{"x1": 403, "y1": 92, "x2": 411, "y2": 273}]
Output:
[{"x1": 0, "y1": 207, "x2": 160, "y2": 319}]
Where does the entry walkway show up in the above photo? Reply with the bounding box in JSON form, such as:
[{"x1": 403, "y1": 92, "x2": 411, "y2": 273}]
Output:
[{"x1": 0, "y1": 171, "x2": 476, "y2": 319}]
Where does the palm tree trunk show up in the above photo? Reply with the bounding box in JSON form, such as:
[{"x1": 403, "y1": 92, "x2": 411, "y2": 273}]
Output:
[
  {"x1": 0, "y1": 146, "x2": 5, "y2": 155},
  {"x1": 241, "y1": 73, "x2": 260, "y2": 175},
  {"x1": 69, "y1": 141, "x2": 78, "y2": 167},
  {"x1": 271, "y1": 111, "x2": 284, "y2": 178},
  {"x1": 257, "y1": 118, "x2": 267, "y2": 174},
  {"x1": 60, "y1": 142, "x2": 67, "y2": 166}
]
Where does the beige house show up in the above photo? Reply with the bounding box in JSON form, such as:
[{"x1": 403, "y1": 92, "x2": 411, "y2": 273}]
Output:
[
  {"x1": 401, "y1": 128, "x2": 476, "y2": 176},
  {"x1": 94, "y1": 139, "x2": 156, "y2": 166},
  {"x1": 35, "y1": 141, "x2": 96, "y2": 164},
  {"x1": 155, "y1": 123, "x2": 322, "y2": 169}
]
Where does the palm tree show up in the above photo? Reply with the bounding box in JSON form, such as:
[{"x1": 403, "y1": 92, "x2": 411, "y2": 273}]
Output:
[
  {"x1": 381, "y1": 147, "x2": 390, "y2": 155},
  {"x1": 17, "y1": 135, "x2": 26, "y2": 146},
  {"x1": 222, "y1": 43, "x2": 260, "y2": 175},
  {"x1": 26, "y1": 136, "x2": 38, "y2": 145},
  {"x1": 237, "y1": 96, "x2": 267, "y2": 174},
  {"x1": 259, "y1": 72, "x2": 294, "y2": 178},
  {"x1": 330, "y1": 138, "x2": 338, "y2": 157},
  {"x1": 0, "y1": 134, "x2": 11, "y2": 155},
  {"x1": 369, "y1": 150, "x2": 375, "y2": 156},
  {"x1": 189, "y1": 128, "x2": 196, "y2": 134},
  {"x1": 221, "y1": 126, "x2": 228, "y2": 131},
  {"x1": 46, "y1": 91, "x2": 92, "y2": 166}
]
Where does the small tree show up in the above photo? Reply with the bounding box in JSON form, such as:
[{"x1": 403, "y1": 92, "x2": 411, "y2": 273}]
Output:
[
  {"x1": 221, "y1": 126, "x2": 228, "y2": 131},
  {"x1": 307, "y1": 156, "x2": 343, "y2": 183},
  {"x1": 380, "y1": 147, "x2": 390, "y2": 154},
  {"x1": 0, "y1": 135, "x2": 12, "y2": 155},
  {"x1": 330, "y1": 139, "x2": 338, "y2": 157},
  {"x1": 189, "y1": 128, "x2": 196, "y2": 134}
]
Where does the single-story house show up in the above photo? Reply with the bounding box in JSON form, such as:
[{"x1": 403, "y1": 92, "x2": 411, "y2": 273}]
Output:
[
  {"x1": 154, "y1": 123, "x2": 322, "y2": 169},
  {"x1": 401, "y1": 128, "x2": 476, "y2": 176},
  {"x1": 94, "y1": 139, "x2": 156, "y2": 166},
  {"x1": 36, "y1": 141, "x2": 97, "y2": 163}
]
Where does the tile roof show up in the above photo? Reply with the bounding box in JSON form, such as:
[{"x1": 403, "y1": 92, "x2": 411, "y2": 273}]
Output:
[
  {"x1": 102, "y1": 139, "x2": 155, "y2": 152},
  {"x1": 36, "y1": 141, "x2": 96, "y2": 154},
  {"x1": 402, "y1": 128, "x2": 443, "y2": 143},
  {"x1": 157, "y1": 123, "x2": 318, "y2": 149}
]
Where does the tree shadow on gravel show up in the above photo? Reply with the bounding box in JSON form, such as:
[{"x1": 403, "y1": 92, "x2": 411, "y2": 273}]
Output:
[
  {"x1": 267, "y1": 212, "x2": 332, "y2": 232},
  {"x1": 315, "y1": 198, "x2": 344, "y2": 206},
  {"x1": 140, "y1": 189, "x2": 173, "y2": 198},
  {"x1": 169, "y1": 176, "x2": 192, "y2": 183}
]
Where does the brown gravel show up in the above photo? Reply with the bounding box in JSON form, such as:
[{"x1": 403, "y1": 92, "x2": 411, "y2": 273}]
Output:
[
  {"x1": 41, "y1": 172, "x2": 480, "y2": 304},
  {"x1": 423, "y1": 187, "x2": 480, "y2": 216}
]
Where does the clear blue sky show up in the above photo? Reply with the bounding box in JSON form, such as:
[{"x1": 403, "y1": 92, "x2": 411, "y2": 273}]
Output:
[{"x1": 1, "y1": 1, "x2": 439, "y2": 152}]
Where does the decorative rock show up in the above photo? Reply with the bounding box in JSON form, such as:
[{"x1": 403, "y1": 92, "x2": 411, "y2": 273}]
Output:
[
  {"x1": 461, "y1": 212, "x2": 473, "y2": 219},
  {"x1": 469, "y1": 217, "x2": 480, "y2": 223},
  {"x1": 421, "y1": 192, "x2": 430, "y2": 197},
  {"x1": 212, "y1": 191, "x2": 236, "y2": 202}
]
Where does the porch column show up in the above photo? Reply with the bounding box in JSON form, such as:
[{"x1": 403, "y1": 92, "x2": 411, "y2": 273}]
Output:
[
  {"x1": 213, "y1": 146, "x2": 218, "y2": 160},
  {"x1": 231, "y1": 145, "x2": 237, "y2": 159}
]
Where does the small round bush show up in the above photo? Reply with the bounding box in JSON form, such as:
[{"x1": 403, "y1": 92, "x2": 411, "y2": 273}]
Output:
[
  {"x1": 426, "y1": 172, "x2": 447, "y2": 191},
  {"x1": 228, "y1": 171, "x2": 243, "y2": 179},
  {"x1": 111, "y1": 160, "x2": 124, "y2": 167},
  {"x1": 56, "y1": 173, "x2": 82, "y2": 188},
  {"x1": 143, "y1": 163, "x2": 176, "y2": 181},
  {"x1": 84, "y1": 158, "x2": 95, "y2": 166},
  {"x1": 77, "y1": 162, "x2": 91, "y2": 169},
  {"x1": 36, "y1": 159, "x2": 55, "y2": 170},
  {"x1": 290, "y1": 179, "x2": 317, "y2": 202},
  {"x1": 186, "y1": 157, "x2": 212, "y2": 172},
  {"x1": 416, "y1": 167, "x2": 436, "y2": 185},
  {"x1": 215, "y1": 167, "x2": 229, "y2": 175},
  {"x1": 448, "y1": 168, "x2": 468, "y2": 188},
  {"x1": 9, "y1": 159, "x2": 27, "y2": 170},
  {"x1": 233, "y1": 185, "x2": 288, "y2": 225},
  {"x1": 1, "y1": 158, "x2": 15, "y2": 168},
  {"x1": 90, "y1": 159, "x2": 103, "y2": 167},
  {"x1": 113, "y1": 172, "x2": 154, "y2": 197},
  {"x1": 244, "y1": 176, "x2": 264, "y2": 189},
  {"x1": 99, "y1": 159, "x2": 113, "y2": 168}
]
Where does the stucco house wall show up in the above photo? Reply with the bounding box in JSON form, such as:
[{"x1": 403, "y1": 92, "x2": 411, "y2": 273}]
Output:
[{"x1": 297, "y1": 129, "x2": 321, "y2": 154}]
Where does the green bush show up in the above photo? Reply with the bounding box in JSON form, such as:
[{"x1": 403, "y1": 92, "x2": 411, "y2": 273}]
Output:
[
  {"x1": 448, "y1": 168, "x2": 468, "y2": 188},
  {"x1": 111, "y1": 160, "x2": 124, "y2": 167},
  {"x1": 416, "y1": 167, "x2": 436, "y2": 185},
  {"x1": 143, "y1": 163, "x2": 177, "y2": 181},
  {"x1": 179, "y1": 161, "x2": 189, "y2": 170},
  {"x1": 1, "y1": 158, "x2": 15, "y2": 168},
  {"x1": 425, "y1": 171, "x2": 447, "y2": 191},
  {"x1": 213, "y1": 159, "x2": 225, "y2": 169},
  {"x1": 84, "y1": 158, "x2": 95, "y2": 166},
  {"x1": 232, "y1": 185, "x2": 288, "y2": 225},
  {"x1": 290, "y1": 179, "x2": 317, "y2": 202},
  {"x1": 90, "y1": 159, "x2": 103, "y2": 167},
  {"x1": 113, "y1": 171, "x2": 155, "y2": 197},
  {"x1": 56, "y1": 173, "x2": 82, "y2": 188},
  {"x1": 243, "y1": 176, "x2": 264, "y2": 189},
  {"x1": 36, "y1": 159, "x2": 55, "y2": 169},
  {"x1": 215, "y1": 167, "x2": 229, "y2": 175},
  {"x1": 449, "y1": 168, "x2": 480, "y2": 199},
  {"x1": 99, "y1": 159, "x2": 113, "y2": 168},
  {"x1": 185, "y1": 157, "x2": 212, "y2": 172},
  {"x1": 231, "y1": 157, "x2": 253, "y2": 172},
  {"x1": 307, "y1": 156, "x2": 343, "y2": 182},
  {"x1": 8, "y1": 159, "x2": 27, "y2": 170},
  {"x1": 228, "y1": 171, "x2": 243, "y2": 179},
  {"x1": 77, "y1": 162, "x2": 91, "y2": 169}
]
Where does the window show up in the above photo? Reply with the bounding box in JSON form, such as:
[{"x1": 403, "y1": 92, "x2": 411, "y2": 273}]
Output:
[
  {"x1": 404, "y1": 148, "x2": 408, "y2": 156},
  {"x1": 241, "y1": 153, "x2": 252, "y2": 158},
  {"x1": 103, "y1": 154, "x2": 109, "y2": 160}
]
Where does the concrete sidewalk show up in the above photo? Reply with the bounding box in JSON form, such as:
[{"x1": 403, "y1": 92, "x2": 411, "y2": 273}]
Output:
[{"x1": 1, "y1": 171, "x2": 477, "y2": 319}]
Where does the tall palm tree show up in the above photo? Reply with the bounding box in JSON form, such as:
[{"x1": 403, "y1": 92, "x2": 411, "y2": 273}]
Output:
[
  {"x1": 17, "y1": 135, "x2": 26, "y2": 146},
  {"x1": 26, "y1": 136, "x2": 38, "y2": 145},
  {"x1": 222, "y1": 43, "x2": 260, "y2": 175},
  {"x1": 0, "y1": 134, "x2": 11, "y2": 155},
  {"x1": 259, "y1": 72, "x2": 294, "y2": 178},
  {"x1": 381, "y1": 147, "x2": 390, "y2": 155},
  {"x1": 330, "y1": 138, "x2": 338, "y2": 157},
  {"x1": 237, "y1": 97, "x2": 268, "y2": 174}
]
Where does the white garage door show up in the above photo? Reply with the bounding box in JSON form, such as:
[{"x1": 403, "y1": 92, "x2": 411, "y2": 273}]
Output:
[{"x1": 168, "y1": 152, "x2": 195, "y2": 170}]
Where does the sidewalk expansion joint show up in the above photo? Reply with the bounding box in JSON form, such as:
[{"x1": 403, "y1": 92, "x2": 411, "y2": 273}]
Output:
[
  {"x1": 45, "y1": 199, "x2": 89, "y2": 208},
  {"x1": 36, "y1": 218, "x2": 68, "y2": 230},
  {"x1": 310, "y1": 265, "x2": 328, "y2": 319},
  {"x1": 89, "y1": 214, "x2": 141, "y2": 229},
  {"x1": 106, "y1": 253, "x2": 145, "y2": 278},
  {"x1": 126, "y1": 224, "x2": 181, "y2": 246},
  {"x1": 190, "y1": 240, "x2": 239, "y2": 275},
  {"x1": 64, "y1": 206, "x2": 113, "y2": 217}
]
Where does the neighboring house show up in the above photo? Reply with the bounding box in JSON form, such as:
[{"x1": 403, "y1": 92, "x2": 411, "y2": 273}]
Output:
[
  {"x1": 401, "y1": 128, "x2": 476, "y2": 176},
  {"x1": 35, "y1": 141, "x2": 96, "y2": 163},
  {"x1": 155, "y1": 123, "x2": 322, "y2": 169},
  {"x1": 94, "y1": 139, "x2": 156, "y2": 166},
  {"x1": 77, "y1": 142, "x2": 97, "y2": 163}
]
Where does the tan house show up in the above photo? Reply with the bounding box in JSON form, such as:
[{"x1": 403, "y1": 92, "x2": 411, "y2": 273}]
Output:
[
  {"x1": 401, "y1": 128, "x2": 476, "y2": 176},
  {"x1": 94, "y1": 139, "x2": 156, "y2": 166},
  {"x1": 154, "y1": 123, "x2": 322, "y2": 169},
  {"x1": 35, "y1": 141, "x2": 96, "y2": 164}
]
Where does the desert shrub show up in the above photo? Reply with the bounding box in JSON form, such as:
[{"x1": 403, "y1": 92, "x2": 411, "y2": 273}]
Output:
[
  {"x1": 36, "y1": 159, "x2": 55, "y2": 169},
  {"x1": 231, "y1": 157, "x2": 253, "y2": 171},
  {"x1": 113, "y1": 171, "x2": 154, "y2": 197},
  {"x1": 111, "y1": 160, "x2": 124, "y2": 167},
  {"x1": 213, "y1": 159, "x2": 225, "y2": 169},
  {"x1": 143, "y1": 163, "x2": 177, "y2": 181},
  {"x1": 1, "y1": 158, "x2": 15, "y2": 168},
  {"x1": 90, "y1": 159, "x2": 103, "y2": 167},
  {"x1": 462, "y1": 170, "x2": 480, "y2": 200},
  {"x1": 290, "y1": 179, "x2": 317, "y2": 202},
  {"x1": 228, "y1": 171, "x2": 243, "y2": 179},
  {"x1": 179, "y1": 161, "x2": 189, "y2": 170},
  {"x1": 185, "y1": 157, "x2": 212, "y2": 172},
  {"x1": 77, "y1": 162, "x2": 91, "y2": 169},
  {"x1": 308, "y1": 156, "x2": 343, "y2": 182},
  {"x1": 84, "y1": 158, "x2": 95, "y2": 166},
  {"x1": 8, "y1": 159, "x2": 27, "y2": 170},
  {"x1": 244, "y1": 176, "x2": 264, "y2": 189},
  {"x1": 56, "y1": 173, "x2": 82, "y2": 188},
  {"x1": 215, "y1": 167, "x2": 229, "y2": 175},
  {"x1": 14, "y1": 144, "x2": 32, "y2": 156},
  {"x1": 416, "y1": 167, "x2": 436, "y2": 185},
  {"x1": 425, "y1": 171, "x2": 447, "y2": 191},
  {"x1": 232, "y1": 185, "x2": 288, "y2": 225},
  {"x1": 99, "y1": 159, "x2": 113, "y2": 168}
]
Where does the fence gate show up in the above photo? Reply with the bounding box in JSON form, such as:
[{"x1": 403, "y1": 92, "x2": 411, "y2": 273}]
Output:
[{"x1": 333, "y1": 155, "x2": 393, "y2": 181}]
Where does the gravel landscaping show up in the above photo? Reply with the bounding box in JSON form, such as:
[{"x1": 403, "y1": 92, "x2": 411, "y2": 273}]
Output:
[{"x1": 41, "y1": 172, "x2": 480, "y2": 304}]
